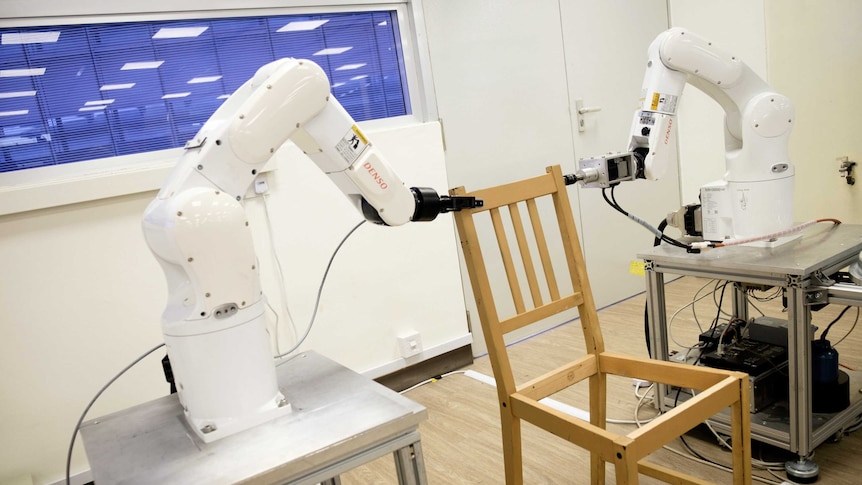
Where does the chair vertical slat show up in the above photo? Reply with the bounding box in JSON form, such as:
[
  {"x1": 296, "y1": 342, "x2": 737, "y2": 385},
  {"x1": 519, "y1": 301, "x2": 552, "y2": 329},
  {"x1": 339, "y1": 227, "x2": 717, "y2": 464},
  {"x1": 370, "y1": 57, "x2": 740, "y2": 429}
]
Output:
[
  {"x1": 508, "y1": 202, "x2": 543, "y2": 308},
  {"x1": 490, "y1": 207, "x2": 526, "y2": 314},
  {"x1": 526, "y1": 198, "x2": 560, "y2": 301},
  {"x1": 548, "y1": 165, "x2": 605, "y2": 354},
  {"x1": 450, "y1": 186, "x2": 518, "y2": 398}
]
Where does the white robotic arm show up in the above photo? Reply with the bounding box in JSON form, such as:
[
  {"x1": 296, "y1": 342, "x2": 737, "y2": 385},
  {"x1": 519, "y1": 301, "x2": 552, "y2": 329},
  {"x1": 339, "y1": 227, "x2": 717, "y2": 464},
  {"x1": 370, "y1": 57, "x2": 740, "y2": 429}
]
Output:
[
  {"x1": 142, "y1": 58, "x2": 479, "y2": 442},
  {"x1": 576, "y1": 28, "x2": 796, "y2": 245}
]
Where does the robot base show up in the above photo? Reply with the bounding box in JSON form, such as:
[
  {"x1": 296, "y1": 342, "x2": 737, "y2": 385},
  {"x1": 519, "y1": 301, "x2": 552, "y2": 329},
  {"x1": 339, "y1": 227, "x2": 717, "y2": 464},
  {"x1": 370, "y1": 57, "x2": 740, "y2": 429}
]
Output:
[{"x1": 188, "y1": 399, "x2": 292, "y2": 443}]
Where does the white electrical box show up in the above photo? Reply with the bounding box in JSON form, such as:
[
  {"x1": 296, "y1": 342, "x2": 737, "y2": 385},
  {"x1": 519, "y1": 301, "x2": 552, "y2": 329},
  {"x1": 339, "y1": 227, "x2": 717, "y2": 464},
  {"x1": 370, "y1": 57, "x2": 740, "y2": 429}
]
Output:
[{"x1": 397, "y1": 332, "x2": 422, "y2": 358}]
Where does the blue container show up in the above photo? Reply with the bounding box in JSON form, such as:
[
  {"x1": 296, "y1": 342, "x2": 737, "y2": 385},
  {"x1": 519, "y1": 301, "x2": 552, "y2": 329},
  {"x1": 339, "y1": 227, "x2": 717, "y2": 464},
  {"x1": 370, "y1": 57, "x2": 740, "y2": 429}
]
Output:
[{"x1": 812, "y1": 339, "x2": 839, "y2": 384}]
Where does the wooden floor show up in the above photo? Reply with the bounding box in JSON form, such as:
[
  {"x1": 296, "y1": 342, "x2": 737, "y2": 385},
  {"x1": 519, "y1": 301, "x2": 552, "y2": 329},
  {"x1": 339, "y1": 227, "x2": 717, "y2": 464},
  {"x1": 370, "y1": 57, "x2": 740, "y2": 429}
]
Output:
[{"x1": 342, "y1": 276, "x2": 862, "y2": 484}]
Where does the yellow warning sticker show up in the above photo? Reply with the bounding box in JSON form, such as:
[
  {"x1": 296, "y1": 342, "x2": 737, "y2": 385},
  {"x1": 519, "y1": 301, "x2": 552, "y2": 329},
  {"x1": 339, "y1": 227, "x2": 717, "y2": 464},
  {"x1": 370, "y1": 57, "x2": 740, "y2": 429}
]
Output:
[
  {"x1": 629, "y1": 260, "x2": 646, "y2": 276},
  {"x1": 336, "y1": 125, "x2": 369, "y2": 164},
  {"x1": 650, "y1": 92, "x2": 660, "y2": 111},
  {"x1": 352, "y1": 124, "x2": 368, "y2": 144}
]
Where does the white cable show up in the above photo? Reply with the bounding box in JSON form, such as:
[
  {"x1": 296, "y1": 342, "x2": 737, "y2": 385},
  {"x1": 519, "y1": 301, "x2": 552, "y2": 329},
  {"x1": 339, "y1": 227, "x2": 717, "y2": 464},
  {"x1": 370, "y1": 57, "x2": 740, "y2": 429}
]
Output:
[
  {"x1": 713, "y1": 220, "x2": 819, "y2": 247},
  {"x1": 399, "y1": 370, "x2": 468, "y2": 394},
  {"x1": 261, "y1": 194, "x2": 297, "y2": 352},
  {"x1": 766, "y1": 468, "x2": 787, "y2": 483},
  {"x1": 66, "y1": 343, "x2": 166, "y2": 485},
  {"x1": 689, "y1": 387, "x2": 786, "y2": 471},
  {"x1": 634, "y1": 384, "x2": 658, "y2": 427},
  {"x1": 462, "y1": 370, "x2": 657, "y2": 425},
  {"x1": 661, "y1": 444, "x2": 783, "y2": 485},
  {"x1": 668, "y1": 279, "x2": 718, "y2": 348},
  {"x1": 274, "y1": 219, "x2": 366, "y2": 362}
]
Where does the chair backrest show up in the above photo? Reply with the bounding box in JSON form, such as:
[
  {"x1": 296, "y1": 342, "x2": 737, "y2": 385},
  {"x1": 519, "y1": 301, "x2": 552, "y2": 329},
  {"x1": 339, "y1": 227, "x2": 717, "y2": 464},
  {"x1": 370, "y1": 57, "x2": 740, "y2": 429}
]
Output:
[{"x1": 451, "y1": 165, "x2": 605, "y2": 396}]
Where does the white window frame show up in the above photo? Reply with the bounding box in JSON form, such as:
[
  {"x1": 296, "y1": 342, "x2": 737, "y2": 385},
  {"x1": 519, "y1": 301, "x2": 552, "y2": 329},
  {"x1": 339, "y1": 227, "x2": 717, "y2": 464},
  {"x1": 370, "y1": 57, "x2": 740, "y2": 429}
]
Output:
[{"x1": 0, "y1": 0, "x2": 437, "y2": 216}]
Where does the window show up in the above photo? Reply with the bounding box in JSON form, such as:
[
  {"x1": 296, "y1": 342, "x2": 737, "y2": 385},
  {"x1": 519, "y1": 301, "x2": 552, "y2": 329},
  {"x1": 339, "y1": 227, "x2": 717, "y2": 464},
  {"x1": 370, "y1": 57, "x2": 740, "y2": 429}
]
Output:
[{"x1": 0, "y1": 11, "x2": 410, "y2": 173}]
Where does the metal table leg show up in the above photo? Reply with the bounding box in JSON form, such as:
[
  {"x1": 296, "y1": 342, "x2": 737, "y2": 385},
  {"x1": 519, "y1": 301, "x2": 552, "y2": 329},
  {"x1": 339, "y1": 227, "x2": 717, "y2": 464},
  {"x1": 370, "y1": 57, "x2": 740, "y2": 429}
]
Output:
[{"x1": 393, "y1": 441, "x2": 428, "y2": 485}]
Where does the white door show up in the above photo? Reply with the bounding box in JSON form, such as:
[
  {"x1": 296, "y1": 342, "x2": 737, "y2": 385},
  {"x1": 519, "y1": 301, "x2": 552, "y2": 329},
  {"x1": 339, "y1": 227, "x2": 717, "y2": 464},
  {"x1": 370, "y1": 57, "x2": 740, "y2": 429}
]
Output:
[
  {"x1": 559, "y1": 1, "x2": 677, "y2": 317},
  {"x1": 423, "y1": 1, "x2": 674, "y2": 355}
]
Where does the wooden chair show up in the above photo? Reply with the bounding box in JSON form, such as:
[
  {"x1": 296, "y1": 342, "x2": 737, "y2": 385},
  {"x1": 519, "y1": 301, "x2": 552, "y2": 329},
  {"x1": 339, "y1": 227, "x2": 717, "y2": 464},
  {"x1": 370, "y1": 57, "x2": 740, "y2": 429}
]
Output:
[{"x1": 450, "y1": 165, "x2": 751, "y2": 484}]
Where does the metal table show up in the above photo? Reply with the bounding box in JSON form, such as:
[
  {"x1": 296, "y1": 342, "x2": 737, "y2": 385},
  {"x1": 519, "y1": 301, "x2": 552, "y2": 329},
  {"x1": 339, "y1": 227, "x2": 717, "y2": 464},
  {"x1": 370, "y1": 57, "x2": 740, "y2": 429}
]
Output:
[
  {"x1": 80, "y1": 351, "x2": 428, "y2": 485},
  {"x1": 639, "y1": 223, "x2": 862, "y2": 461}
]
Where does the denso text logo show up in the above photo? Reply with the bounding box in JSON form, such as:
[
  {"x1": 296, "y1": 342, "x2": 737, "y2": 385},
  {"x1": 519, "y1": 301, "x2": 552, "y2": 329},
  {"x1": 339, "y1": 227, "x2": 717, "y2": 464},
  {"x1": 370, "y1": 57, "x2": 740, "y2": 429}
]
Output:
[
  {"x1": 363, "y1": 162, "x2": 389, "y2": 189},
  {"x1": 664, "y1": 118, "x2": 673, "y2": 145}
]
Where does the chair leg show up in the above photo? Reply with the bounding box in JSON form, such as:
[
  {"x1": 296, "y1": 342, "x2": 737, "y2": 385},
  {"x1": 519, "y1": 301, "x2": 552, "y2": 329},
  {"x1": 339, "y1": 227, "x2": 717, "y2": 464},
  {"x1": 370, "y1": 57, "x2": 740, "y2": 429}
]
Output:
[
  {"x1": 589, "y1": 373, "x2": 607, "y2": 484},
  {"x1": 501, "y1": 408, "x2": 523, "y2": 485},
  {"x1": 730, "y1": 376, "x2": 752, "y2": 485},
  {"x1": 612, "y1": 444, "x2": 639, "y2": 485}
]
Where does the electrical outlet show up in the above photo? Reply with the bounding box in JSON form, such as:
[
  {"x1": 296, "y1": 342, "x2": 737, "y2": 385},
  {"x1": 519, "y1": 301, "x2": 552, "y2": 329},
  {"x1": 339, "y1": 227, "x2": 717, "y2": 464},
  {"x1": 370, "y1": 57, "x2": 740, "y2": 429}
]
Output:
[{"x1": 397, "y1": 332, "x2": 422, "y2": 358}]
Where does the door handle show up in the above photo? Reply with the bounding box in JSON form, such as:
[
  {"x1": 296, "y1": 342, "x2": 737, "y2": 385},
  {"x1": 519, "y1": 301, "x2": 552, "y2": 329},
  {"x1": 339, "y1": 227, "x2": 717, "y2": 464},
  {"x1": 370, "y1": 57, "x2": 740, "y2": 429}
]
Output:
[{"x1": 575, "y1": 98, "x2": 602, "y2": 132}]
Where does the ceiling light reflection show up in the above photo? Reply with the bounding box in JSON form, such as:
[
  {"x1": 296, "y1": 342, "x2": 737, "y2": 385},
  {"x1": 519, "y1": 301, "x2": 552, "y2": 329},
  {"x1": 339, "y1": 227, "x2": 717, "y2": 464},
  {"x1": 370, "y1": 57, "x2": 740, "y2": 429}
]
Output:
[
  {"x1": 314, "y1": 47, "x2": 352, "y2": 56},
  {"x1": 101, "y1": 83, "x2": 135, "y2": 90},
  {"x1": 335, "y1": 63, "x2": 366, "y2": 71},
  {"x1": 121, "y1": 61, "x2": 164, "y2": 70},
  {"x1": 0, "y1": 91, "x2": 37, "y2": 98},
  {"x1": 1, "y1": 32, "x2": 60, "y2": 44},
  {"x1": 152, "y1": 27, "x2": 208, "y2": 39},
  {"x1": 188, "y1": 76, "x2": 222, "y2": 84},
  {"x1": 277, "y1": 20, "x2": 329, "y2": 32},
  {"x1": 0, "y1": 68, "x2": 46, "y2": 77}
]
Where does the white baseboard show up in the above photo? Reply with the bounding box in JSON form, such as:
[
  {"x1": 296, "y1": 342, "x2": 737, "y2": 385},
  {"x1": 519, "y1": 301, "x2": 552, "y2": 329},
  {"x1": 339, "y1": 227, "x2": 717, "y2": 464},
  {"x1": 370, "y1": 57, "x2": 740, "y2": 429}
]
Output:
[
  {"x1": 360, "y1": 333, "x2": 473, "y2": 380},
  {"x1": 46, "y1": 469, "x2": 91, "y2": 485}
]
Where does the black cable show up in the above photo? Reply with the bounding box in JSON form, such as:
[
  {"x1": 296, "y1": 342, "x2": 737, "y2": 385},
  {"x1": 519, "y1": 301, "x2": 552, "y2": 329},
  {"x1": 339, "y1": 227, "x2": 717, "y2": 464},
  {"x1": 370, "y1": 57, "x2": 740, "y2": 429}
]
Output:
[
  {"x1": 601, "y1": 187, "x2": 628, "y2": 216},
  {"x1": 820, "y1": 305, "x2": 853, "y2": 342},
  {"x1": 712, "y1": 282, "x2": 729, "y2": 332},
  {"x1": 603, "y1": 186, "x2": 690, "y2": 250},
  {"x1": 654, "y1": 219, "x2": 669, "y2": 247}
]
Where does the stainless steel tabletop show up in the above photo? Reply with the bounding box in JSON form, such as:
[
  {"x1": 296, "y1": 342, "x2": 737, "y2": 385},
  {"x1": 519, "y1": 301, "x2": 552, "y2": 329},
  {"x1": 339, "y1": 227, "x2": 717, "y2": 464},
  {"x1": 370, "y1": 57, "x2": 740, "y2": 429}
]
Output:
[
  {"x1": 637, "y1": 223, "x2": 862, "y2": 279},
  {"x1": 80, "y1": 351, "x2": 427, "y2": 484}
]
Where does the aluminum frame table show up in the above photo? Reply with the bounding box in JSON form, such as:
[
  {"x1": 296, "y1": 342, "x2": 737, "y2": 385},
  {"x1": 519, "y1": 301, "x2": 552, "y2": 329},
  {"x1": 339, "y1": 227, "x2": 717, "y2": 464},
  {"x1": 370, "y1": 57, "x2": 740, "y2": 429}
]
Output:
[
  {"x1": 639, "y1": 223, "x2": 862, "y2": 460},
  {"x1": 80, "y1": 351, "x2": 428, "y2": 484}
]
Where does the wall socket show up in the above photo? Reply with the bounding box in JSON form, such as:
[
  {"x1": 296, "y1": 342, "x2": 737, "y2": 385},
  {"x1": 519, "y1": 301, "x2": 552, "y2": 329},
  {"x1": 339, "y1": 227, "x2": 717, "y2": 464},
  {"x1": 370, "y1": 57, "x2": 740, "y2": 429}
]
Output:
[{"x1": 397, "y1": 331, "x2": 423, "y2": 358}]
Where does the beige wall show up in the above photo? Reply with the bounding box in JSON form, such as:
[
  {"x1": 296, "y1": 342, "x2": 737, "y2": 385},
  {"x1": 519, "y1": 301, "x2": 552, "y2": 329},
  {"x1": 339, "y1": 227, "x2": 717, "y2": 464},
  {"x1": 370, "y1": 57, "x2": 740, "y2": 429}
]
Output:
[
  {"x1": 670, "y1": 0, "x2": 862, "y2": 224},
  {"x1": 669, "y1": 0, "x2": 769, "y2": 204},
  {"x1": 766, "y1": 0, "x2": 862, "y2": 223}
]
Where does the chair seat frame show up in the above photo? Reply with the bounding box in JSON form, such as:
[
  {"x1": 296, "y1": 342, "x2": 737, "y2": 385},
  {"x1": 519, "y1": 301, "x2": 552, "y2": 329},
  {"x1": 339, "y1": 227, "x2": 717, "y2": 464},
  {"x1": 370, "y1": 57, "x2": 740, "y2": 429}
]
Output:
[{"x1": 450, "y1": 165, "x2": 751, "y2": 484}]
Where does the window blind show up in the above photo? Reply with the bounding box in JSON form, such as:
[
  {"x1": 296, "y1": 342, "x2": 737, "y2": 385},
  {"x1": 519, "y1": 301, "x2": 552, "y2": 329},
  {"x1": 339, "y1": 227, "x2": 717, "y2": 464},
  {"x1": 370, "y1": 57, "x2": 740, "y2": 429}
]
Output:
[{"x1": 0, "y1": 11, "x2": 409, "y2": 173}]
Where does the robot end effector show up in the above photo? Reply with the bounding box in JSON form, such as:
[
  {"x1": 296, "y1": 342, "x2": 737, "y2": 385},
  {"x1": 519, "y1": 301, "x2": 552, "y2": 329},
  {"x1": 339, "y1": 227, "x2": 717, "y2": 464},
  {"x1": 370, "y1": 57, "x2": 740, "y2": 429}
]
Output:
[{"x1": 362, "y1": 187, "x2": 482, "y2": 225}]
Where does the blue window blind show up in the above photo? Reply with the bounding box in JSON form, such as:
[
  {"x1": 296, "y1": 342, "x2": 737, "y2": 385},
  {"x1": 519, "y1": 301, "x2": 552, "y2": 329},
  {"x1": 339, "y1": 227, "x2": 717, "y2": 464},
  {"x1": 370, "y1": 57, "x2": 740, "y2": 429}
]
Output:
[{"x1": 0, "y1": 11, "x2": 410, "y2": 173}]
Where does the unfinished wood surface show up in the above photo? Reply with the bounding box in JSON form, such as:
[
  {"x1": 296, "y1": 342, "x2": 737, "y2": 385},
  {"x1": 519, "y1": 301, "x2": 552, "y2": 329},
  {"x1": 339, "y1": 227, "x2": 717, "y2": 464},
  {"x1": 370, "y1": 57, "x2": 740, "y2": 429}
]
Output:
[
  {"x1": 341, "y1": 276, "x2": 862, "y2": 484},
  {"x1": 517, "y1": 355, "x2": 598, "y2": 401},
  {"x1": 447, "y1": 166, "x2": 750, "y2": 484}
]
